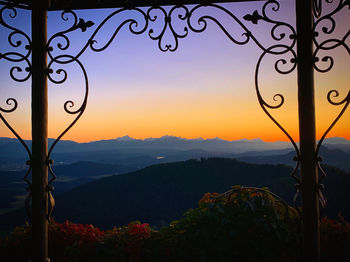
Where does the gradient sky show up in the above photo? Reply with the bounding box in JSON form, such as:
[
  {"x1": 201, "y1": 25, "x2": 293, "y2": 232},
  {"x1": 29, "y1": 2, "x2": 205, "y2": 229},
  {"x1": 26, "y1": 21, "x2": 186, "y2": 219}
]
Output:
[{"x1": 0, "y1": 0, "x2": 349, "y2": 143}]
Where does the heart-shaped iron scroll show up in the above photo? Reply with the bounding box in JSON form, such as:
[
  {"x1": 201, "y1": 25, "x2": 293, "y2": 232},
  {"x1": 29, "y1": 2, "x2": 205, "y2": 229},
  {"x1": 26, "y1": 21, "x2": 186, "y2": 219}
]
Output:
[{"x1": 0, "y1": 4, "x2": 32, "y2": 220}]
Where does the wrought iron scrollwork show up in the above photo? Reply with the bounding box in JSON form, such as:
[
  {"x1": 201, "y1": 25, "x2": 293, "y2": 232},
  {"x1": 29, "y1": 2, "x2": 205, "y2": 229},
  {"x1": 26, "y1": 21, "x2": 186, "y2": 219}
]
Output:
[
  {"x1": 313, "y1": 0, "x2": 349, "y2": 73},
  {"x1": 45, "y1": 7, "x2": 97, "y2": 219},
  {"x1": 0, "y1": 4, "x2": 32, "y2": 81},
  {"x1": 46, "y1": 54, "x2": 90, "y2": 220},
  {"x1": 1, "y1": 0, "x2": 347, "y2": 221},
  {"x1": 147, "y1": 6, "x2": 189, "y2": 52},
  {"x1": 43, "y1": 0, "x2": 302, "y2": 218},
  {"x1": 0, "y1": 4, "x2": 32, "y2": 220},
  {"x1": 313, "y1": 0, "x2": 350, "y2": 214},
  {"x1": 244, "y1": 0, "x2": 301, "y2": 214}
]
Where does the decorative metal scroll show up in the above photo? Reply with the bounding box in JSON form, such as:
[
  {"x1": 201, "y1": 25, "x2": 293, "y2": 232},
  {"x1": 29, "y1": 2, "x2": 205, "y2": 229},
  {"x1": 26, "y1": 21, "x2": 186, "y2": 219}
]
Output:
[
  {"x1": 0, "y1": 4, "x2": 33, "y2": 220},
  {"x1": 312, "y1": 0, "x2": 350, "y2": 213},
  {"x1": 0, "y1": 0, "x2": 348, "y2": 221},
  {"x1": 45, "y1": 0, "x2": 302, "y2": 218}
]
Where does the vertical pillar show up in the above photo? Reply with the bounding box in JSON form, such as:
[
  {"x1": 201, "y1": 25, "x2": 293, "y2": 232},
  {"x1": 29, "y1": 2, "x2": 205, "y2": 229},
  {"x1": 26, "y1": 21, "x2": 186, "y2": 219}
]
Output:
[
  {"x1": 296, "y1": 0, "x2": 320, "y2": 261},
  {"x1": 31, "y1": 1, "x2": 49, "y2": 262}
]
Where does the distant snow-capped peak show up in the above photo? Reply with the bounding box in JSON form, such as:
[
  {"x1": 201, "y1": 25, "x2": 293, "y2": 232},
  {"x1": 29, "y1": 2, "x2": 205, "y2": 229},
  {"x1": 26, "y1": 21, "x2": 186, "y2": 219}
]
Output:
[{"x1": 115, "y1": 135, "x2": 135, "y2": 141}]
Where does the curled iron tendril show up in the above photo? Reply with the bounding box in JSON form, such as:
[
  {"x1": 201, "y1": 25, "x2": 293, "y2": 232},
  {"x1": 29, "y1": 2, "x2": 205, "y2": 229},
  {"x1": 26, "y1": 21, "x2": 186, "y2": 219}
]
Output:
[
  {"x1": 1, "y1": 0, "x2": 310, "y2": 219},
  {"x1": 45, "y1": 1, "x2": 296, "y2": 147},
  {"x1": 0, "y1": 4, "x2": 32, "y2": 219},
  {"x1": 254, "y1": 45, "x2": 301, "y2": 215},
  {"x1": 147, "y1": 5, "x2": 189, "y2": 52},
  {"x1": 88, "y1": 8, "x2": 147, "y2": 53},
  {"x1": 245, "y1": 0, "x2": 301, "y2": 215},
  {"x1": 1, "y1": 0, "x2": 345, "y2": 223},
  {"x1": 47, "y1": 54, "x2": 89, "y2": 155},
  {"x1": 313, "y1": 36, "x2": 350, "y2": 73},
  {"x1": 0, "y1": 97, "x2": 32, "y2": 220},
  {"x1": 313, "y1": 0, "x2": 349, "y2": 72},
  {"x1": 47, "y1": 8, "x2": 148, "y2": 64},
  {"x1": 316, "y1": 89, "x2": 350, "y2": 210},
  {"x1": 2, "y1": 0, "x2": 341, "y2": 222},
  {"x1": 0, "y1": 97, "x2": 17, "y2": 113},
  {"x1": 47, "y1": 1, "x2": 296, "y2": 60},
  {"x1": 312, "y1": 0, "x2": 350, "y2": 213},
  {"x1": 0, "y1": 6, "x2": 32, "y2": 223},
  {"x1": 43, "y1": 1, "x2": 300, "y2": 218},
  {"x1": 0, "y1": 4, "x2": 32, "y2": 82},
  {"x1": 45, "y1": 55, "x2": 89, "y2": 219}
]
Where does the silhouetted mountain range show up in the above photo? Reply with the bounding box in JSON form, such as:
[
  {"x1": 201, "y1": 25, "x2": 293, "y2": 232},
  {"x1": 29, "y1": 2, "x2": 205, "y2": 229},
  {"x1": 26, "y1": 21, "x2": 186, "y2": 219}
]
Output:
[
  {"x1": 1, "y1": 136, "x2": 349, "y2": 230},
  {"x1": 1, "y1": 136, "x2": 349, "y2": 171},
  {"x1": 2, "y1": 143, "x2": 349, "y2": 215},
  {"x1": 238, "y1": 146, "x2": 350, "y2": 171},
  {"x1": 0, "y1": 136, "x2": 292, "y2": 166},
  {"x1": 1, "y1": 158, "x2": 349, "y2": 230}
]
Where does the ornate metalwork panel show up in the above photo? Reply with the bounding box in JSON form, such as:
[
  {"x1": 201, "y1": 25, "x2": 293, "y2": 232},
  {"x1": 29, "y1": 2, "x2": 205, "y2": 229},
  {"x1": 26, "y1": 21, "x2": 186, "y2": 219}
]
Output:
[{"x1": 0, "y1": 0, "x2": 349, "y2": 221}]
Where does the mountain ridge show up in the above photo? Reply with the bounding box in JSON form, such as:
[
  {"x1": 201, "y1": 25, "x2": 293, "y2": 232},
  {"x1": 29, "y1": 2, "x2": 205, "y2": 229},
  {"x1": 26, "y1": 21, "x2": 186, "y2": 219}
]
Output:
[
  {"x1": 1, "y1": 136, "x2": 349, "y2": 171},
  {"x1": 0, "y1": 161, "x2": 131, "y2": 215},
  {"x1": 1, "y1": 158, "x2": 349, "y2": 230},
  {"x1": 1, "y1": 135, "x2": 349, "y2": 155}
]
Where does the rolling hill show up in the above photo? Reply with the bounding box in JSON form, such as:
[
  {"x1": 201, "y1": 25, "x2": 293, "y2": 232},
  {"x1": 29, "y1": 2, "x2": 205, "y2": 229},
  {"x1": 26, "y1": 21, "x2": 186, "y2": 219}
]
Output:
[
  {"x1": 1, "y1": 158, "x2": 348, "y2": 230},
  {"x1": 237, "y1": 146, "x2": 350, "y2": 171},
  {"x1": 0, "y1": 161, "x2": 131, "y2": 215},
  {"x1": 44, "y1": 158, "x2": 350, "y2": 228},
  {"x1": 1, "y1": 136, "x2": 349, "y2": 172}
]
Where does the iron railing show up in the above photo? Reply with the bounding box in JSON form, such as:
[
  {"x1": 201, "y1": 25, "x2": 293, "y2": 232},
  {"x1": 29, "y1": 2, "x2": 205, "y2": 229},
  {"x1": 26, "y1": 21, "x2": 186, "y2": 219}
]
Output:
[{"x1": 0, "y1": 0, "x2": 349, "y2": 261}]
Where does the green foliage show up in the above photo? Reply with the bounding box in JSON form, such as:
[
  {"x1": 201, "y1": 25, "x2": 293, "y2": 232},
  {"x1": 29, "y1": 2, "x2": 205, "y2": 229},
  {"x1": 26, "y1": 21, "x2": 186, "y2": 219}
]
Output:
[
  {"x1": 2, "y1": 159, "x2": 350, "y2": 231},
  {"x1": 53, "y1": 158, "x2": 296, "y2": 228},
  {"x1": 320, "y1": 216, "x2": 350, "y2": 262},
  {"x1": 1, "y1": 187, "x2": 349, "y2": 262},
  {"x1": 0, "y1": 221, "x2": 32, "y2": 262},
  {"x1": 148, "y1": 187, "x2": 301, "y2": 262}
]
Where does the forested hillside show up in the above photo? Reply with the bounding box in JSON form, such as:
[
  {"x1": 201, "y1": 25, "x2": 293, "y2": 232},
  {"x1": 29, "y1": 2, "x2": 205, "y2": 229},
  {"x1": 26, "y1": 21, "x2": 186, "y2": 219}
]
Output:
[
  {"x1": 50, "y1": 158, "x2": 350, "y2": 229},
  {"x1": 1, "y1": 158, "x2": 349, "y2": 230}
]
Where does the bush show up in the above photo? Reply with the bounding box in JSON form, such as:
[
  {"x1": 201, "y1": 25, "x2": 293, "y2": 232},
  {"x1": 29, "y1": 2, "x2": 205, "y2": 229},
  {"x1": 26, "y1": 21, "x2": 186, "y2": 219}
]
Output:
[
  {"x1": 93, "y1": 221, "x2": 152, "y2": 262},
  {"x1": 1, "y1": 186, "x2": 349, "y2": 262},
  {"x1": 0, "y1": 221, "x2": 104, "y2": 262},
  {"x1": 147, "y1": 186, "x2": 301, "y2": 261},
  {"x1": 320, "y1": 216, "x2": 350, "y2": 262},
  {"x1": 0, "y1": 222, "x2": 32, "y2": 262},
  {"x1": 50, "y1": 220, "x2": 105, "y2": 261}
]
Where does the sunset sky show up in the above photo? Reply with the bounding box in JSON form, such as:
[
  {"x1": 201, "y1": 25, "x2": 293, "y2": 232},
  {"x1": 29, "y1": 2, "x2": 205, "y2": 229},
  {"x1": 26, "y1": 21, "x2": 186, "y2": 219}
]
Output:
[{"x1": 0, "y1": 0, "x2": 349, "y2": 143}]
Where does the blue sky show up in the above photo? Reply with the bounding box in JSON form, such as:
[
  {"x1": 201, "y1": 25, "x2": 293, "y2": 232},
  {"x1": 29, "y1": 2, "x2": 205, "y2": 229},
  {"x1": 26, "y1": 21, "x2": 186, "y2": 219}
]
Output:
[{"x1": 0, "y1": 0, "x2": 349, "y2": 142}]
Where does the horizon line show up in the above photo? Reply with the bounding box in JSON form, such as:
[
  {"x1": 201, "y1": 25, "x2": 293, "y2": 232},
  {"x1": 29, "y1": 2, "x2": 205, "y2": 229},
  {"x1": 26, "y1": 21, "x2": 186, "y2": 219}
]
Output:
[{"x1": 0, "y1": 135, "x2": 348, "y2": 144}]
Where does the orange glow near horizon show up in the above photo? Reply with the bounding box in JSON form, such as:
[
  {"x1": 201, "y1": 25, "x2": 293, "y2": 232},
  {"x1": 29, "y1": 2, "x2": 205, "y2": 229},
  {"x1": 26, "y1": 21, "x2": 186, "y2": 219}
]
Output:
[{"x1": 0, "y1": 1, "x2": 349, "y2": 144}]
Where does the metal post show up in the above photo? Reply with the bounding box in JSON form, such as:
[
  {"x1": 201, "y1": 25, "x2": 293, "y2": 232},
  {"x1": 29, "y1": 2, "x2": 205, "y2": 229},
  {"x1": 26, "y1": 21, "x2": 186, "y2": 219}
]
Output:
[
  {"x1": 296, "y1": 0, "x2": 320, "y2": 261},
  {"x1": 31, "y1": 1, "x2": 50, "y2": 261}
]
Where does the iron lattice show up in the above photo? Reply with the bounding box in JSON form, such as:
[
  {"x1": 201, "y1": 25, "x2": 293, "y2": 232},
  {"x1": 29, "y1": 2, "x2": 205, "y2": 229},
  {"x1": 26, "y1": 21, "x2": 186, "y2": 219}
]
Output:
[{"x1": 0, "y1": 0, "x2": 349, "y2": 221}]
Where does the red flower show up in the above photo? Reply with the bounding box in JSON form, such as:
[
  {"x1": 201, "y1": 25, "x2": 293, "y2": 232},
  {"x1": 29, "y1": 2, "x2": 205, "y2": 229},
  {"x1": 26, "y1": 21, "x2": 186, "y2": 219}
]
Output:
[{"x1": 128, "y1": 223, "x2": 151, "y2": 239}]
